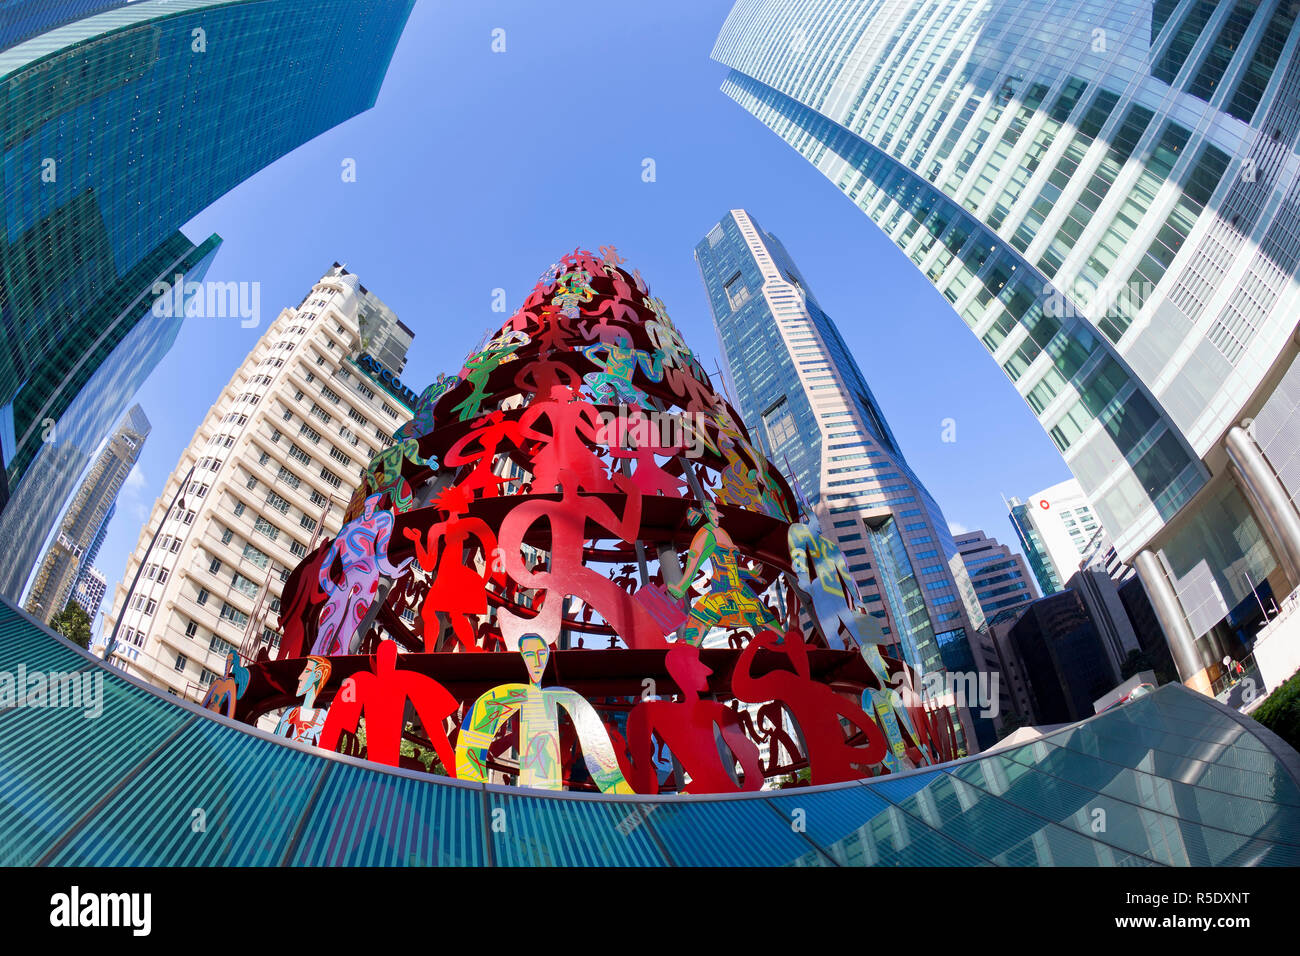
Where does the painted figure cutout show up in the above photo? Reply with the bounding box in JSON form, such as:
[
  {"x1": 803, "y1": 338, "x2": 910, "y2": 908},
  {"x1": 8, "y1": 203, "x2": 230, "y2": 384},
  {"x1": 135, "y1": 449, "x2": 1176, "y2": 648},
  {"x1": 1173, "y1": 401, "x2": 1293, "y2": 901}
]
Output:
[
  {"x1": 667, "y1": 500, "x2": 777, "y2": 646},
  {"x1": 395, "y1": 373, "x2": 458, "y2": 441},
  {"x1": 402, "y1": 486, "x2": 503, "y2": 653},
  {"x1": 601, "y1": 405, "x2": 686, "y2": 499},
  {"x1": 455, "y1": 634, "x2": 632, "y2": 792},
  {"x1": 313, "y1": 494, "x2": 411, "y2": 657},
  {"x1": 787, "y1": 508, "x2": 884, "y2": 651},
  {"x1": 451, "y1": 332, "x2": 530, "y2": 422},
  {"x1": 497, "y1": 469, "x2": 665, "y2": 651},
  {"x1": 517, "y1": 392, "x2": 613, "y2": 495},
  {"x1": 202, "y1": 651, "x2": 249, "y2": 719},
  {"x1": 360, "y1": 437, "x2": 429, "y2": 515},
  {"x1": 580, "y1": 334, "x2": 662, "y2": 407},
  {"x1": 624, "y1": 642, "x2": 762, "y2": 793},
  {"x1": 552, "y1": 269, "x2": 594, "y2": 318},
  {"x1": 319, "y1": 639, "x2": 458, "y2": 770},
  {"x1": 732, "y1": 629, "x2": 889, "y2": 783},
  {"x1": 274, "y1": 656, "x2": 332, "y2": 745},
  {"x1": 443, "y1": 410, "x2": 522, "y2": 500}
]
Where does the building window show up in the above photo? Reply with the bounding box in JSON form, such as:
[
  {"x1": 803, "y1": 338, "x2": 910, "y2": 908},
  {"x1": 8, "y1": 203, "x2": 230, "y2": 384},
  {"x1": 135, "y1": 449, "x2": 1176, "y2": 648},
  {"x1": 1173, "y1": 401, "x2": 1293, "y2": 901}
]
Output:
[
  {"x1": 265, "y1": 491, "x2": 290, "y2": 514},
  {"x1": 357, "y1": 382, "x2": 375, "y2": 400},
  {"x1": 300, "y1": 514, "x2": 317, "y2": 532},
  {"x1": 254, "y1": 517, "x2": 280, "y2": 542},
  {"x1": 319, "y1": 468, "x2": 342, "y2": 488},
  {"x1": 290, "y1": 540, "x2": 308, "y2": 559},
  {"x1": 328, "y1": 447, "x2": 351, "y2": 467},
  {"x1": 220, "y1": 603, "x2": 250, "y2": 627},
  {"x1": 288, "y1": 444, "x2": 312, "y2": 465},
  {"x1": 175, "y1": 653, "x2": 188, "y2": 672},
  {"x1": 185, "y1": 620, "x2": 198, "y2": 638},
  {"x1": 221, "y1": 527, "x2": 233, "y2": 545},
  {"x1": 209, "y1": 557, "x2": 222, "y2": 574},
  {"x1": 233, "y1": 501, "x2": 246, "y2": 518}
]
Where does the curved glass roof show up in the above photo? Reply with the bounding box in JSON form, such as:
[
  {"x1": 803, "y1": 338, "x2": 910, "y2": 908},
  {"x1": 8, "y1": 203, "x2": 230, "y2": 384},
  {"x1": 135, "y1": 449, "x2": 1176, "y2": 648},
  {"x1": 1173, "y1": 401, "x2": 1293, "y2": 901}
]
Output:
[{"x1": 0, "y1": 600, "x2": 1297, "y2": 866}]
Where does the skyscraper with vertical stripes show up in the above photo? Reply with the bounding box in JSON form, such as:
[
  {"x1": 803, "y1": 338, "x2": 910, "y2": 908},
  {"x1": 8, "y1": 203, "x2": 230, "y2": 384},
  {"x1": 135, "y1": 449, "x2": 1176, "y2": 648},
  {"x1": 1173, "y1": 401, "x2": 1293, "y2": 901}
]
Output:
[
  {"x1": 697, "y1": 209, "x2": 993, "y2": 751},
  {"x1": 712, "y1": 0, "x2": 1300, "y2": 692}
]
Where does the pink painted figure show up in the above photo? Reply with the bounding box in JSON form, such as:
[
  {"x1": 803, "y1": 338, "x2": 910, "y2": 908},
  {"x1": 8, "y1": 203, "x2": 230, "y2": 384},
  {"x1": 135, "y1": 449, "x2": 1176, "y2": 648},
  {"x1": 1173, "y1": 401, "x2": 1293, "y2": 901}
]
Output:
[{"x1": 312, "y1": 494, "x2": 411, "y2": 657}]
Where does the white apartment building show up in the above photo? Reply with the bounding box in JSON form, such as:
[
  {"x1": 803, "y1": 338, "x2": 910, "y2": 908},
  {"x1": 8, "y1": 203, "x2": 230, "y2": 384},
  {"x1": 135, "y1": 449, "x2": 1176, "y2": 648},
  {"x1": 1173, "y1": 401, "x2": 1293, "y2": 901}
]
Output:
[{"x1": 102, "y1": 266, "x2": 414, "y2": 700}]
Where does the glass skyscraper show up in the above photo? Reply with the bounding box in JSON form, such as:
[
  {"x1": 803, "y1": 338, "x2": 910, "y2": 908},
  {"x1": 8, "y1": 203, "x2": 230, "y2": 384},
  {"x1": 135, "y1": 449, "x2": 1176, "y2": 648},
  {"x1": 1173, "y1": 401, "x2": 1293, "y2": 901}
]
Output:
[
  {"x1": 23, "y1": 403, "x2": 150, "y2": 623},
  {"x1": 0, "y1": 0, "x2": 416, "y2": 498},
  {"x1": 696, "y1": 209, "x2": 995, "y2": 751},
  {"x1": 711, "y1": 0, "x2": 1300, "y2": 692}
]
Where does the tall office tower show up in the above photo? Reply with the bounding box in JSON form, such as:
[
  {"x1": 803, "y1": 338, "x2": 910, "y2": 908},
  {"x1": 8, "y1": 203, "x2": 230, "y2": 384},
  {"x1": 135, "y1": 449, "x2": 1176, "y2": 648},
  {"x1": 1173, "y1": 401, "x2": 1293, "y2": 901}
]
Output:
[
  {"x1": 102, "y1": 267, "x2": 415, "y2": 699},
  {"x1": 954, "y1": 529, "x2": 1038, "y2": 620},
  {"x1": 71, "y1": 566, "x2": 108, "y2": 623},
  {"x1": 697, "y1": 209, "x2": 993, "y2": 752},
  {"x1": 1007, "y1": 478, "x2": 1103, "y2": 594},
  {"x1": 0, "y1": 0, "x2": 416, "y2": 504},
  {"x1": 712, "y1": 1, "x2": 1300, "y2": 691},
  {"x1": 80, "y1": 503, "x2": 116, "y2": 576},
  {"x1": 23, "y1": 405, "x2": 150, "y2": 623}
]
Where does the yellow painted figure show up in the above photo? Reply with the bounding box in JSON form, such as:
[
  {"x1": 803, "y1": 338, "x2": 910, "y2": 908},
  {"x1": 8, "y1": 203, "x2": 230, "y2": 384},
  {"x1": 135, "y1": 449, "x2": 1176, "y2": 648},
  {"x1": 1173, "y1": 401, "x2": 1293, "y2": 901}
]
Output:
[
  {"x1": 668, "y1": 501, "x2": 778, "y2": 646},
  {"x1": 455, "y1": 635, "x2": 632, "y2": 793}
]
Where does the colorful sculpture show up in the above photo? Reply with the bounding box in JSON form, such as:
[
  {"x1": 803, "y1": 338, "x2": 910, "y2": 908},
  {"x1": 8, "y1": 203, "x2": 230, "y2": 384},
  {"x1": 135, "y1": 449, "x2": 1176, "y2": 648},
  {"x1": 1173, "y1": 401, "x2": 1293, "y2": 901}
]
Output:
[
  {"x1": 318, "y1": 639, "x2": 458, "y2": 770},
  {"x1": 668, "y1": 501, "x2": 778, "y2": 646},
  {"x1": 455, "y1": 635, "x2": 632, "y2": 792},
  {"x1": 253, "y1": 249, "x2": 958, "y2": 792},
  {"x1": 201, "y1": 651, "x2": 249, "y2": 719},
  {"x1": 313, "y1": 494, "x2": 411, "y2": 657},
  {"x1": 273, "y1": 656, "x2": 332, "y2": 745}
]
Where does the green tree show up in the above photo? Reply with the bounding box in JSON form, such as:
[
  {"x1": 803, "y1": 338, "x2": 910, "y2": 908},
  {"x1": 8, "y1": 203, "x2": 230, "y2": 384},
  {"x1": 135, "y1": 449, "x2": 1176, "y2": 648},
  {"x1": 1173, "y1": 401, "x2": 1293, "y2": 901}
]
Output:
[{"x1": 49, "y1": 600, "x2": 92, "y2": 650}]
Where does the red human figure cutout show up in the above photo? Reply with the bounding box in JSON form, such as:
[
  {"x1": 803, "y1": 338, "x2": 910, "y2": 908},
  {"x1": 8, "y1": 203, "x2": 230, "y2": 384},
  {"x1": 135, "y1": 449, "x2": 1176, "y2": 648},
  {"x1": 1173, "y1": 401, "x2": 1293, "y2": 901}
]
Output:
[
  {"x1": 603, "y1": 405, "x2": 686, "y2": 498},
  {"x1": 514, "y1": 350, "x2": 583, "y2": 402},
  {"x1": 517, "y1": 392, "x2": 613, "y2": 495},
  {"x1": 497, "y1": 469, "x2": 665, "y2": 651},
  {"x1": 318, "y1": 639, "x2": 458, "y2": 770},
  {"x1": 731, "y1": 628, "x2": 888, "y2": 783},
  {"x1": 443, "y1": 410, "x2": 523, "y2": 500},
  {"x1": 402, "y1": 486, "x2": 503, "y2": 652},
  {"x1": 624, "y1": 642, "x2": 762, "y2": 794},
  {"x1": 579, "y1": 297, "x2": 639, "y2": 343}
]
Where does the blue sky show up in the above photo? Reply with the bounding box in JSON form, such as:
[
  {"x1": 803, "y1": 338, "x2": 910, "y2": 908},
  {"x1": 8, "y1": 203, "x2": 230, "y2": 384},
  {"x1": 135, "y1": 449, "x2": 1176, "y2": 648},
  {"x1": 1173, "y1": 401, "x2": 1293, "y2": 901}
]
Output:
[{"x1": 95, "y1": 0, "x2": 1072, "y2": 626}]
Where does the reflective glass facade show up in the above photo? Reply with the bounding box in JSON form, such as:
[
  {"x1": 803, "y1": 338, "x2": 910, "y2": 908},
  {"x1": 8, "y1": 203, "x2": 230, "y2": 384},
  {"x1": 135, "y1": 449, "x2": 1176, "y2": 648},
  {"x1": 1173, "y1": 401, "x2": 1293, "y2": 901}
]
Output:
[
  {"x1": 0, "y1": 598, "x2": 1296, "y2": 866},
  {"x1": 710, "y1": 1, "x2": 1300, "y2": 651},
  {"x1": 0, "y1": 238, "x2": 218, "y2": 603},
  {"x1": 0, "y1": 0, "x2": 416, "y2": 494}
]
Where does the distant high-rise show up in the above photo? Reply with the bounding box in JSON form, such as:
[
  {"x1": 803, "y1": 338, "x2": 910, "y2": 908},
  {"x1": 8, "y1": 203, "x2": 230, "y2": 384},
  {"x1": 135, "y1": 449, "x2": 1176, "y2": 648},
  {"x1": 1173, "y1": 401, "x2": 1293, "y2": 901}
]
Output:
[
  {"x1": 955, "y1": 529, "x2": 1038, "y2": 620},
  {"x1": 72, "y1": 566, "x2": 108, "y2": 624},
  {"x1": 0, "y1": 0, "x2": 416, "y2": 501},
  {"x1": 1007, "y1": 478, "x2": 1103, "y2": 595},
  {"x1": 23, "y1": 405, "x2": 150, "y2": 622},
  {"x1": 712, "y1": 0, "x2": 1300, "y2": 692},
  {"x1": 103, "y1": 267, "x2": 414, "y2": 699},
  {"x1": 696, "y1": 208, "x2": 994, "y2": 752}
]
